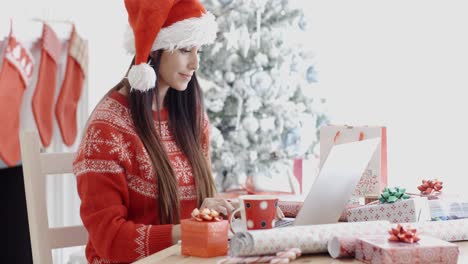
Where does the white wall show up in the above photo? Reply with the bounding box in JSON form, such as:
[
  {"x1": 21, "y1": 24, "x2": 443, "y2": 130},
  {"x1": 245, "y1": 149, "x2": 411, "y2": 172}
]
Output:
[{"x1": 302, "y1": 0, "x2": 468, "y2": 195}]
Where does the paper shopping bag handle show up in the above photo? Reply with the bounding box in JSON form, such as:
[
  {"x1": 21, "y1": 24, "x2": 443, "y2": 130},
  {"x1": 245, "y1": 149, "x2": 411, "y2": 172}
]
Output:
[{"x1": 333, "y1": 130, "x2": 365, "y2": 143}]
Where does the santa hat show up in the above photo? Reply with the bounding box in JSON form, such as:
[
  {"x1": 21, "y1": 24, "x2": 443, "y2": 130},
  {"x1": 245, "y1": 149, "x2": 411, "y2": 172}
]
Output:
[{"x1": 124, "y1": 0, "x2": 218, "y2": 92}]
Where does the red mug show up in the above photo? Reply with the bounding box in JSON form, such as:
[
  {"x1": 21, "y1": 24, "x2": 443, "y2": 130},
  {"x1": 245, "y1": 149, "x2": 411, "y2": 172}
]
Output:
[{"x1": 229, "y1": 195, "x2": 279, "y2": 233}]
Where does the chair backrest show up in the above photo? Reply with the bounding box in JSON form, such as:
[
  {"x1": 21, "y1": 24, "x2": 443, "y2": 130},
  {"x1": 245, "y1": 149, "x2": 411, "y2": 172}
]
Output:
[{"x1": 20, "y1": 131, "x2": 88, "y2": 264}]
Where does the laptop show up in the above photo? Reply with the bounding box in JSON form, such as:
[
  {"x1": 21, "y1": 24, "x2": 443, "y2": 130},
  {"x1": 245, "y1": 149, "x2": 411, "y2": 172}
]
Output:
[{"x1": 276, "y1": 138, "x2": 380, "y2": 227}]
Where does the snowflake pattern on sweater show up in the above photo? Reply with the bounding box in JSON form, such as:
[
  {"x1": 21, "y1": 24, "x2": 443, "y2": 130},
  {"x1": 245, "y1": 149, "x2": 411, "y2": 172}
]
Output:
[{"x1": 73, "y1": 91, "x2": 210, "y2": 263}]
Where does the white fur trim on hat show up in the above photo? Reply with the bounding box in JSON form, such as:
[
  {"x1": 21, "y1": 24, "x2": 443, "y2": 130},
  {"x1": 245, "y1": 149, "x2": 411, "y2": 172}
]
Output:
[
  {"x1": 127, "y1": 63, "x2": 156, "y2": 92},
  {"x1": 124, "y1": 12, "x2": 218, "y2": 54}
]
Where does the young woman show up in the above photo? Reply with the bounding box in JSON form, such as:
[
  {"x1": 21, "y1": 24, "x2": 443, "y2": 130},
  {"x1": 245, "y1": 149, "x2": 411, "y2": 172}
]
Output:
[{"x1": 73, "y1": 0, "x2": 234, "y2": 263}]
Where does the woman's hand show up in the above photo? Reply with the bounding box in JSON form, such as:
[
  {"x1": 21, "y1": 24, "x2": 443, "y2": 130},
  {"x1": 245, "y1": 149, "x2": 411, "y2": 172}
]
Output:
[{"x1": 200, "y1": 198, "x2": 235, "y2": 216}]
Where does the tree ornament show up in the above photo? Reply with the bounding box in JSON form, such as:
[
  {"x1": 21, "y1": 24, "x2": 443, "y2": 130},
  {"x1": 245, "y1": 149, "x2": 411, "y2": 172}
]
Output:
[
  {"x1": 254, "y1": 53, "x2": 269, "y2": 67},
  {"x1": 224, "y1": 71, "x2": 236, "y2": 83},
  {"x1": 250, "y1": 71, "x2": 272, "y2": 95},
  {"x1": 306, "y1": 65, "x2": 317, "y2": 83},
  {"x1": 245, "y1": 96, "x2": 262, "y2": 113},
  {"x1": 224, "y1": 23, "x2": 240, "y2": 50},
  {"x1": 238, "y1": 24, "x2": 251, "y2": 58},
  {"x1": 298, "y1": 14, "x2": 308, "y2": 31},
  {"x1": 242, "y1": 114, "x2": 260, "y2": 134}
]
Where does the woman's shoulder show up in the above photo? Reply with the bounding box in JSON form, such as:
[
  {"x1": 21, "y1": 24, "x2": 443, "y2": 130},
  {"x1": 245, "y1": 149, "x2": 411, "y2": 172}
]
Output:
[
  {"x1": 86, "y1": 91, "x2": 136, "y2": 136},
  {"x1": 75, "y1": 92, "x2": 137, "y2": 164}
]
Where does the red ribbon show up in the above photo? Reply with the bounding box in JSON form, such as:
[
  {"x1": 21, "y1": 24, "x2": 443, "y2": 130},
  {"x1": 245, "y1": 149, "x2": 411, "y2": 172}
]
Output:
[
  {"x1": 388, "y1": 224, "x2": 420, "y2": 243},
  {"x1": 191, "y1": 208, "x2": 223, "y2": 222},
  {"x1": 417, "y1": 179, "x2": 443, "y2": 195}
]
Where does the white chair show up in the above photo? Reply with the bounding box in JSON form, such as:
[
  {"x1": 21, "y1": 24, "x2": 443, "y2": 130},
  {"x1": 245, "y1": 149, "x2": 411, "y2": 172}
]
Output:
[{"x1": 20, "y1": 131, "x2": 88, "y2": 264}]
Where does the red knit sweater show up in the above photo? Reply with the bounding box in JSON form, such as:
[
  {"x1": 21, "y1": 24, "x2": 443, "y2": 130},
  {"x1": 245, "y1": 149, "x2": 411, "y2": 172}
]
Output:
[{"x1": 73, "y1": 91, "x2": 210, "y2": 263}]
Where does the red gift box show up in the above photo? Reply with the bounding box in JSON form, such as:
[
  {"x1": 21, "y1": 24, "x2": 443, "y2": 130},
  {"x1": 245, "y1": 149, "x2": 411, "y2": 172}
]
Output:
[
  {"x1": 355, "y1": 236, "x2": 459, "y2": 264},
  {"x1": 181, "y1": 219, "x2": 229, "y2": 257}
]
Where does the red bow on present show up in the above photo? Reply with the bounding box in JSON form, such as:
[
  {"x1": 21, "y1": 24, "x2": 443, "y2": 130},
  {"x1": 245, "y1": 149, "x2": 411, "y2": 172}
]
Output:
[
  {"x1": 191, "y1": 208, "x2": 223, "y2": 222},
  {"x1": 388, "y1": 224, "x2": 420, "y2": 243},
  {"x1": 417, "y1": 179, "x2": 443, "y2": 195}
]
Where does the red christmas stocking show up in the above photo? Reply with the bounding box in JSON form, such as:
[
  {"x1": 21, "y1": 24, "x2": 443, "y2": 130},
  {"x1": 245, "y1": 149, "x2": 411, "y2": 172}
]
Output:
[
  {"x1": 0, "y1": 31, "x2": 34, "y2": 166},
  {"x1": 32, "y1": 23, "x2": 62, "y2": 147},
  {"x1": 55, "y1": 25, "x2": 88, "y2": 146}
]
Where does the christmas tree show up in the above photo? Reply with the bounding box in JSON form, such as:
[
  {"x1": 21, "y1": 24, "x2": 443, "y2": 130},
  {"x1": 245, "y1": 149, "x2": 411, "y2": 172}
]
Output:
[{"x1": 199, "y1": 0, "x2": 328, "y2": 192}]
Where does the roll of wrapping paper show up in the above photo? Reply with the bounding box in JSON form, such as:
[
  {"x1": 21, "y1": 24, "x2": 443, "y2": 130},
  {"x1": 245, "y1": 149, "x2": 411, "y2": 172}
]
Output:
[
  {"x1": 229, "y1": 221, "x2": 390, "y2": 257},
  {"x1": 327, "y1": 236, "x2": 357, "y2": 259}
]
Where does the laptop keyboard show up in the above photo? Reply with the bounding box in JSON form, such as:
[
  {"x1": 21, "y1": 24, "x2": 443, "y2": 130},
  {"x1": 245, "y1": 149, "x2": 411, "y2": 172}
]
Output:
[{"x1": 275, "y1": 218, "x2": 294, "y2": 228}]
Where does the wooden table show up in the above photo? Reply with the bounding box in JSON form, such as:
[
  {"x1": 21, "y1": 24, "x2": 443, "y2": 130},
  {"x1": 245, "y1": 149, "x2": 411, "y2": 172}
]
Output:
[{"x1": 134, "y1": 241, "x2": 468, "y2": 263}]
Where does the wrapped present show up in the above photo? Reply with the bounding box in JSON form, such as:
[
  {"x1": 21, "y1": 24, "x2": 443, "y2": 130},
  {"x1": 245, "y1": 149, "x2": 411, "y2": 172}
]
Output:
[
  {"x1": 428, "y1": 199, "x2": 468, "y2": 220},
  {"x1": 328, "y1": 236, "x2": 357, "y2": 259},
  {"x1": 410, "y1": 218, "x2": 468, "y2": 242},
  {"x1": 181, "y1": 208, "x2": 229, "y2": 257},
  {"x1": 320, "y1": 125, "x2": 387, "y2": 202},
  {"x1": 355, "y1": 235, "x2": 459, "y2": 264},
  {"x1": 328, "y1": 224, "x2": 421, "y2": 260},
  {"x1": 329, "y1": 220, "x2": 468, "y2": 260},
  {"x1": 347, "y1": 197, "x2": 430, "y2": 223},
  {"x1": 365, "y1": 195, "x2": 380, "y2": 205}
]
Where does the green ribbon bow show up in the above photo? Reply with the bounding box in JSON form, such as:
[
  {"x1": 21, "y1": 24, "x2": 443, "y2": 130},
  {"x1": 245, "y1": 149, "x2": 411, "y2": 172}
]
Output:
[{"x1": 379, "y1": 187, "x2": 410, "y2": 203}]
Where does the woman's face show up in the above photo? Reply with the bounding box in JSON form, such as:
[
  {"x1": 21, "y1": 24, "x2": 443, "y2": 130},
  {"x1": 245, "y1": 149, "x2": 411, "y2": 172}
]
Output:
[{"x1": 157, "y1": 47, "x2": 200, "y2": 91}]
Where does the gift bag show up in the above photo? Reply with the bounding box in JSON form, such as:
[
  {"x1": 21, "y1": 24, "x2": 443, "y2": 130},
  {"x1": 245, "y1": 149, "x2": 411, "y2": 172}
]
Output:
[{"x1": 320, "y1": 125, "x2": 387, "y2": 201}]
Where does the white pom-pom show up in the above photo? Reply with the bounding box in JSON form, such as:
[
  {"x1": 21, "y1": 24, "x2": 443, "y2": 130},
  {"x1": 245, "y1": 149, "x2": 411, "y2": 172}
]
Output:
[{"x1": 127, "y1": 63, "x2": 156, "y2": 92}]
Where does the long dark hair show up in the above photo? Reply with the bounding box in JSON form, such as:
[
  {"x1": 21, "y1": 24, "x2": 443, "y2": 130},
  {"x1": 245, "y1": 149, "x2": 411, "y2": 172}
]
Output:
[{"x1": 107, "y1": 50, "x2": 216, "y2": 224}]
